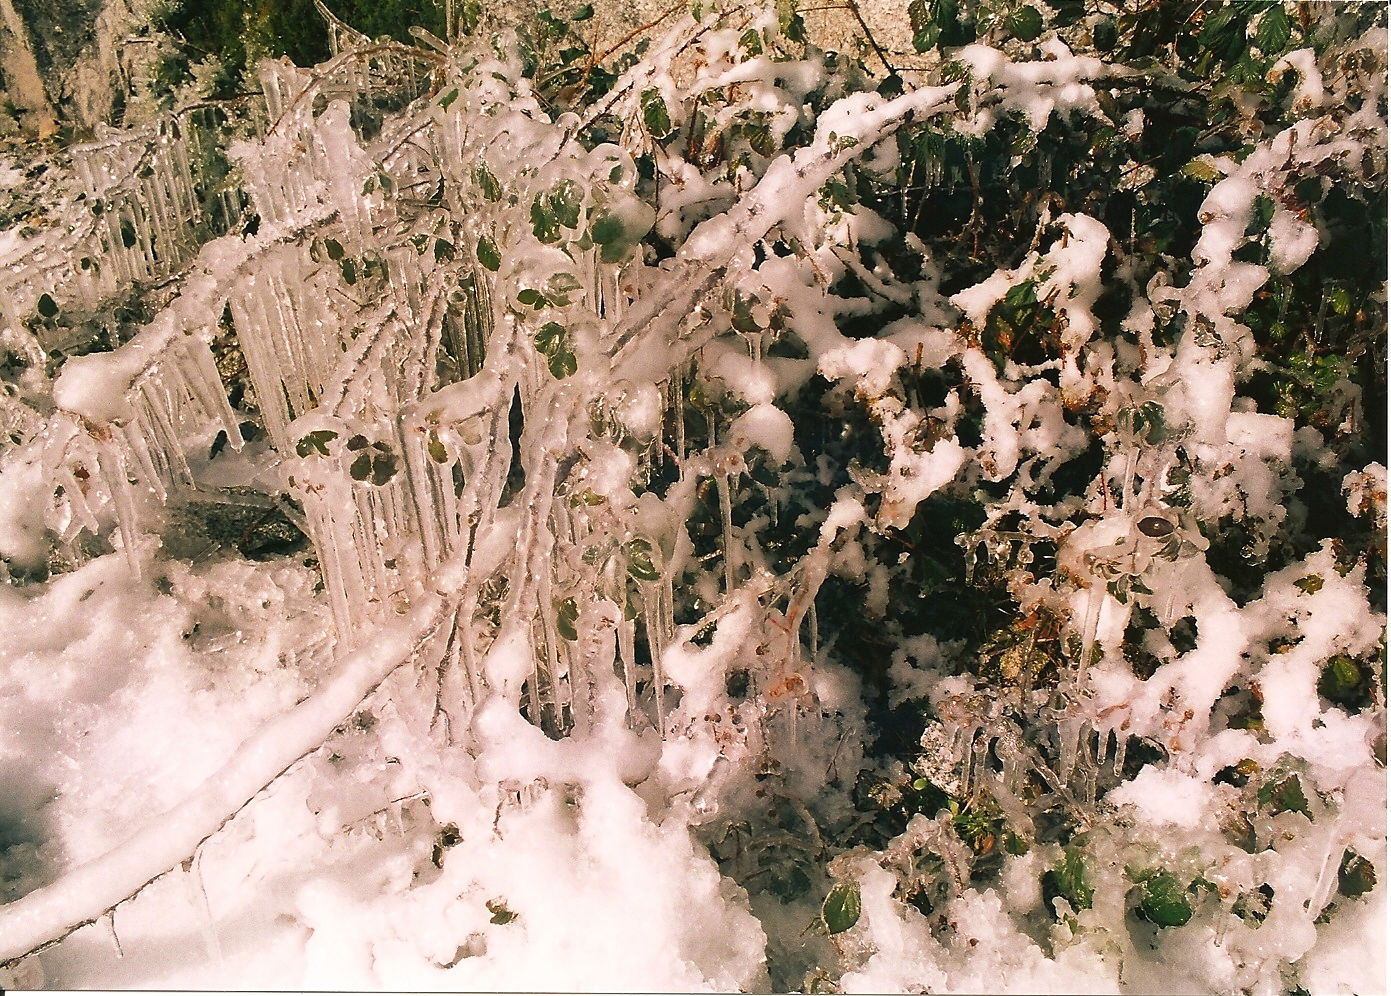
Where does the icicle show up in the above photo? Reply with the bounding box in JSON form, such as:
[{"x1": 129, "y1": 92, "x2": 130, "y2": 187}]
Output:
[
  {"x1": 640, "y1": 583, "x2": 667, "y2": 733},
  {"x1": 1056, "y1": 717, "x2": 1084, "y2": 784},
  {"x1": 102, "y1": 910, "x2": 123, "y2": 959},
  {"x1": 715, "y1": 472, "x2": 736, "y2": 593},
  {"x1": 176, "y1": 339, "x2": 243, "y2": 447},
  {"x1": 183, "y1": 853, "x2": 224, "y2": 967},
  {"x1": 1077, "y1": 731, "x2": 1099, "y2": 802},
  {"x1": 953, "y1": 727, "x2": 975, "y2": 797},
  {"x1": 451, "y1": 600, "x2": 482, "y2": 727},
  {"x1": 961, "y1": 532, "x2": 980, "y2": 584},
  {"x1": 139, "y1": 384, "x2": 193, "y2": 487},
  {"x1": 1306, "y1": 829, "x2": 1344, "y2": 920},
  {"x1": 1111, "y1": 731, "x2": 1128, "y2": 778},
  {"x1": 673, "y1": 374, "x2": 686, "y2": 462},
  {"x1": 98, "y1": 441, "x2": 143, "y2": 576},
  {"x1": 617, "y1": 614, "x2": 638, "y2": 718},
  {"x1": 534, "y1": 582, "x2": 569, "y2": 737},
  {"x1": 968, "y1": 733, "x2": 990, "y2": 801},
  {"x1": 122, "y1": 419, "x2": 168, "y2": 501},
  {"x1": 401, "y1": 425, "x2": 445, "y2": 570},
  {"x1": 1078, "y1": 581, "x2": 1103, "y2": 673},
  {"x1": 60, "y1": 466, "x2": 101, "y2": 536},
  {"x1": 782, "y1": 696, "x2": 800, "y2": 757},
  {"x1": 1000, "y1": 731, "x2": 1025, "y2": 792},
  {"x1": 1121, "y1": 446, "x2": 1139, "y2": 509}
]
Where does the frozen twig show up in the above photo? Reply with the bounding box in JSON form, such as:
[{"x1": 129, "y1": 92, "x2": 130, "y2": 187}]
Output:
[{"x1": 0, "y1": 590, "x2": 456, "y2": 965}]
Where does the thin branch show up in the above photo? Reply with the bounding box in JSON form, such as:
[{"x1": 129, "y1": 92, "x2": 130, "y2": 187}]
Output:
[
  {"x1": 843, "y1": 0, "x2": 894, "y2": 76},
  {"x1": 595, "y1": 3, "x2": 686, "y2": 65}
]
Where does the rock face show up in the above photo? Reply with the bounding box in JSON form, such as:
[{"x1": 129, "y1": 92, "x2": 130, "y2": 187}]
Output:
[
  {"x1": 0, "y1": 0, "x2": 163, "y2": 139},
  {"x1": 0, "y1": 0, "x2": 923, "y2": 141},
  {"x1": 0, "y1": 0, "x2": 56, "y2": 137}
]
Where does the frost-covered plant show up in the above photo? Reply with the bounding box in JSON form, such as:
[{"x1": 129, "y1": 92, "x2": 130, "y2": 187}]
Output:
[{"x1": 0, "y1": 1, "x2": 1384, "y2": 992}]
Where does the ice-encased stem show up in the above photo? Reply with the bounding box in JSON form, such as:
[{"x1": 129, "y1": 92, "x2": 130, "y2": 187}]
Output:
[
  {"x1": 716, "y1": 471, "x2": 736, "y2": 593},
  {"x1": 0, "y1": 587, "x2": 454, "y2": 965}
]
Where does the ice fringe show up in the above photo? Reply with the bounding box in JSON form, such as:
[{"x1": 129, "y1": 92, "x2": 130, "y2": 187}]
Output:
[{"x1": 0, "y1": 12, "x2": 973, "y2": 964}]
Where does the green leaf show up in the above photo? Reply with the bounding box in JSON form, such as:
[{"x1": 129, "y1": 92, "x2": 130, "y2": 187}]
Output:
[
  {"x1": 776, "y1": 0, "x2": 807, "y2": 42},
  {"x1": 822, "y1": 882, "x2": 861, "y2": 934},
  {"x1": 571, "y1": 3, "x2": 594, "y2": 19},
  {"x1": 372, "y1": 453, "x2": 398, "y2": 486},
  {"x1": 549, "y1": 180, "x2": 582, "y2": 231},
  {"x1": 1092, "y1": 15, "x2": 1118, "y2": 50},
  {"x1": 120, "y1": 219, "x2": 137, "y2": 249},
  {"x1": 340, "y1": 258, "x2": 357, "y2": 285},
  {"x1": 1197, "y1": 6, "x2": 1237, "y2": 50},
  {"x1": 1002, "y1": 278, "x2": 1038, "y2": 310},
  {"x1": 1181, "y1": 158, "x2": 1224, "y2": 183},
  {"x1": 627, "y1": 539, "x2": 660, "y2": 581},
  {"x1": 912, "y1": 16, "x2": 941, "y2": 51},
  {"x1": 36, "y1": 293, "x2": 58, "y2": 319},
  {"x1": 547, "y1": 346, "x2": 577, "y2": 379},
  {"x1": 295, "y1": 429, "x2": 338, "y2": 457},
  {"x1": 534, "y1": 321, "x2": 567, "y2": 354},
  {"x1": 427, "y1": 429, "x2": 449, "y2": 463},
  {"x1": 640, "y1": 89, "x2": 674, "y2": 140},
  {"x1": 600, "y1": 239, "x2": 634, "y2": 265},
  {"x1": 1338, "y1": 850, "x2": 1377, "y2": 899},
  {"x1": 1318, "y1": 654, "x2": 1365, "y2": 705},
  {"x1": 746, "y1": 123, "x2": 776, "y2": 157},
  {"x1": 590, "y1": 213, "x2": 626, "y2": 246},
  {"x1": 908, "y1": 0, "x2": 931, "y2": 38},
  {"x1": 1138, "y1": 873, "x2": 1193, "y2": 927},
  {"x1": 1294, "y1": 574, "x2": 1324, "y2": 594},
  {"x1": 440, "y1": 88, "x2": 459, "y2": 110},
  {"x1": 549, "y1": 272, "x2": 582, "y2": 296},
  {"x1": 517, "y1": 288, "x2": 543, "y2": 307},
  {"x1": 486, "y1": 899, "x2": 517, "y2": 924},
  {"x1": 1329, "y1": 286, "x2": 1352, "y2": 316},
  {"x1": 1004, "y1": 5, "x2": 1044, "y2": 41},
  {"x1": 1254, "y1": 6, "x2": 1291, "y2": 54},
  {"x1": 324, "y1": 238, "x2": 345, "y2": 262},
  {"x1": 1043, "y1": 848, "x2": 1094, "y2": 912},
  {"x1": 459, "y1": 0, "x2": 481, "y2": 33},
  {"x1": 533, "y1": 322, "x2": 576, "y2": 378},
  {"x1": 1047, "y1": 0, "x2": 1085, "y2": 27},
  {"x1": 476, "y1": 235, "x2": 501, "y2": 271},
  {"x1": 531, "y1": 199, "x2": 558, "y2": 243},
  {"x1": 434, "y1": 238, "x2": 455, "y2": 263},
  {"x1": 739, "y1": 27, "x2": 763, "y2": 54},
  {"x1": 1258, "y1": 773, "x2": 1310, "y2": 818},
  {"x1": 350, "y1": 452, "x2": 372, "y2": 481},
  {"x1": 933, "y1": 0, "x2": 973, "y2": 45},
  {"x1": 556, "y1": 597, "x2": 579, "y2": 640},
  {"x1": 474, "y1": 164, "x2": 502, "y2": 201}
]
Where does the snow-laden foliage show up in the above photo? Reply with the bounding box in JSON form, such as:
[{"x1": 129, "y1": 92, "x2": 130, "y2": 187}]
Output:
[{"x1": 0, "y1": 1, "x2": 1385, "y2": 991}]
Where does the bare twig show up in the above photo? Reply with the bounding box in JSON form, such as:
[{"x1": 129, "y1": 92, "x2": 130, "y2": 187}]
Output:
[{"x1": 843, "y1": 0, "x2": 895, "y2": 76}]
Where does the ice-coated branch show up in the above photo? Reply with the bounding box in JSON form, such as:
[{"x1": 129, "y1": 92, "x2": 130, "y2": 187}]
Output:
[
  {"x1": 0, "y1": 591, "x2": 453, "y2": 965},
  {"x1": 609, "y1": 82, "x2": 960, "y2": 379}
]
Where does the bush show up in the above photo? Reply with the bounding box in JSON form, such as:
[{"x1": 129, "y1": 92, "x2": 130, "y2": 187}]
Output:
[{"x1": 0, "y1": 1, "x2": 1384, "y2": 991}]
